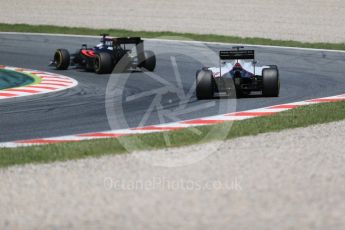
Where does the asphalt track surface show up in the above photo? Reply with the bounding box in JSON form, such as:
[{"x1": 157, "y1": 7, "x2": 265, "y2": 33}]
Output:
[{"x1": 1, "y1": 33, "x2": 345, "y2": 142}]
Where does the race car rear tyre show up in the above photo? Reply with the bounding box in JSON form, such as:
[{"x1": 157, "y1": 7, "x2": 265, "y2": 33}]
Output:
[
  {"x1": 262, "y1": 68, "x2": 280, "y2": 97},
  {"x1": 196, "y1": 70, "x2": 214, "y2": 100},
  {"x1": 94, "y1": 52, "x2": 113, "y2": 74},
  {"x1": 54, "y1": 49, "x2": 70, "y2": 70},
  {"x1": 142, "y1": 51, "x2": 156, "y2": 72}
]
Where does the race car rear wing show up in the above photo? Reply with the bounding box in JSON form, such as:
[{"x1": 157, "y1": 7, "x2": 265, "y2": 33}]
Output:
[
  {"x1": 219, "y1": 50, "x2": 255, "y2": 60},
  {"x1": 112, "y1": 37, "x2": 143, "y2": 45},
  {"x1": 112, "y1": 37, "x2": 146, "y2": 63},
  {"x1": 218, "y1": 49, "x2": 256, "y2": 77}
]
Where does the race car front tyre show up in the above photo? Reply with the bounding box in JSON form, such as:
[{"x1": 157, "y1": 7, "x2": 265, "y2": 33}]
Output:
[
  {"x1": 142, "y1": 51, "x2": 156, "y2": 72},
  {"x1": 262, "y1": 68, "x2": 280, "y2": 97},
  {"x1": 94, "y1": 52, "x2": 113, "y2": 74},
  {"x1": 196, "y1": 70, "x2": 214, "y2": 100},
  {"x1": 54, "y1": 49, "x2": 70, "y2": 70}
]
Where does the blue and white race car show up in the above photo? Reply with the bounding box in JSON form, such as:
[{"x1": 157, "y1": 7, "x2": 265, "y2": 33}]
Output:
[{"x1": 196, "y1": 47, "x2": 280, "y2": 99}]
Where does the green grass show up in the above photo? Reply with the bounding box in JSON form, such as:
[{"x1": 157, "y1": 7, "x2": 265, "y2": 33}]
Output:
[
  {"x1": 0, "y1": 23, "x2": 345, "y2": 50},
  {"x1": 1, "y1": 100, "x2": 345, "y2": 168}
]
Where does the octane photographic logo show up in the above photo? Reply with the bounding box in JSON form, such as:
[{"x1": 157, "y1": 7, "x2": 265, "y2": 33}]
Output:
[{"x1": 105, "y1": 36, "x2": 237, "y2": 167}]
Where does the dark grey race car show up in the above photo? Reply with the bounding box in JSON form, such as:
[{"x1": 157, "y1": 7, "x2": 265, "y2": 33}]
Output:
[{"x1": 50, "y1": 34, "x2": 156, "y2": 74}]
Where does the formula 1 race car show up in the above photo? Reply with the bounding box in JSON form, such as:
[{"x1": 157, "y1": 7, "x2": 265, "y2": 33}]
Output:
[
  {"x1": 50, "y1": 34, "x2": 156, "y2": 74},
  {"x1": 196, "y1": 47, "x2": 280, "y2": 99}
]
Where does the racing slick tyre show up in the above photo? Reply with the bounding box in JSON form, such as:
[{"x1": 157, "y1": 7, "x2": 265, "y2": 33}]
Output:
[
  {"x1": 54, "y1": 49, "x2": 70, "y2": 70},
  {"x1": 196, "y1": 70, "x2": 214, "y2": 100},
  {"x1": 262, "y1": 68, "x2": 280, "y2": 97},
  {"x1": 141, "y1": 51, "x2": 156, "y2": 72},
  {"x1": 94, "y1": 52, "x2": 113, "y2": 74}
]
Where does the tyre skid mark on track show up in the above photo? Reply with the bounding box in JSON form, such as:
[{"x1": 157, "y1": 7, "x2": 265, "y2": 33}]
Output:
[
  {"x1": 0, "y1": 66, "x2": 78, "y2": 99},
  {"x1": 1, "y1": 94, "x2": 345, "y2": 148}
]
